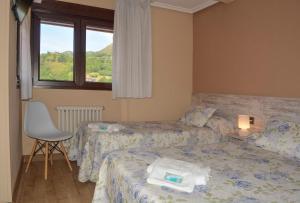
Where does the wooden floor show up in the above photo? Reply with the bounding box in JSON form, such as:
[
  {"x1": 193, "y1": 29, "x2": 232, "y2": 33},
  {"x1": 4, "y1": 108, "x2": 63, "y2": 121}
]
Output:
[{"x1": 15, "y1": 160, "x2": 95, "y2": 203}]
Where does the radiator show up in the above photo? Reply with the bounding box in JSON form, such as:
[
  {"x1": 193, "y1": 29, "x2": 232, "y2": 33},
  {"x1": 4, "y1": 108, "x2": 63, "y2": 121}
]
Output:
[{"x1": 57, "y1": 106, "x2": 104, "y2": 134}]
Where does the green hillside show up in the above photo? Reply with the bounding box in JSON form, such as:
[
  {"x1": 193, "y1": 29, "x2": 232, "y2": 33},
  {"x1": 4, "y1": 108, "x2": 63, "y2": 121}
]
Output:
[{"x1": 40, "y1": 44, "x2": 113, "y2": 83}]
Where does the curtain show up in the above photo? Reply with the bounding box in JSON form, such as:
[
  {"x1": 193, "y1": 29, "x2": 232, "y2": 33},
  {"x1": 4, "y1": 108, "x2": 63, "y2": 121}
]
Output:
[
  {"x1": 19, "y1": 9, "x2": 32, "y2": 100},
  {"x1": 112, "y1": 0, "x2": 152, "y2": 99}
]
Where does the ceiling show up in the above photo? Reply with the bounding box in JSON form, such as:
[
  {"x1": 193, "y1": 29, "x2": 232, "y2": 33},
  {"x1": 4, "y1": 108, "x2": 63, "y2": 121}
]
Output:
[{"x1": 151, "y1": 0, "x2": 219, "y2": 13}]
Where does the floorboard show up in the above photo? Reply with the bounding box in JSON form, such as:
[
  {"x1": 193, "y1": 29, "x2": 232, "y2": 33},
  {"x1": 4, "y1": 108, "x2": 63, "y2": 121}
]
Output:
[{"x1": 15, "y1": 160, "x2": 95, "y2": 203}]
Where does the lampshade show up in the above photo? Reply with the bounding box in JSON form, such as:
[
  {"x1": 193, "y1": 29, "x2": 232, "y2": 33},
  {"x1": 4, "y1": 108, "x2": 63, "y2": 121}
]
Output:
[{"x1": 238, "y1": 115, "x2": 250, "y2": 130}]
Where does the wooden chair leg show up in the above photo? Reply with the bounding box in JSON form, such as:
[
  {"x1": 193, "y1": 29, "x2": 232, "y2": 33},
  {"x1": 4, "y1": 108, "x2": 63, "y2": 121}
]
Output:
[
  {"x1": 60, "y1": 142, "x2": 73, "y2": 171},
  {"x1": 50, "y1": 152, "x2": 53, "y2": 166},
  {"x1": 25, "y1": 140, "x2": 38, "y2": 173},
  {"x1": 45, "y1": 142, "x2": 49, "y2": 180},
  {"x1": 49, "y1": 143, "x2": 53, "y2": 167}
]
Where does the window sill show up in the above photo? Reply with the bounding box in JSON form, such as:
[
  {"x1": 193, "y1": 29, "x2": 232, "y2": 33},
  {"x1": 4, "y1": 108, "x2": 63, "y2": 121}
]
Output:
[{"x1": 33, "y1": 82, "x2": 112, "y2": 91}]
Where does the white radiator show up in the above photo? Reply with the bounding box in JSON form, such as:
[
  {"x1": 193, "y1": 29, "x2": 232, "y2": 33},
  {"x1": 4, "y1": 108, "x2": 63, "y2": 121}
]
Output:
[{"x1": 57, "y1": 106, "x2": 104, "y2": 133}]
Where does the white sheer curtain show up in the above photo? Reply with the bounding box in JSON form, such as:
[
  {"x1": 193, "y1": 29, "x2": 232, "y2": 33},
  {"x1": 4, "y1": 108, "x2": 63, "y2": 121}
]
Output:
[
  {"x1": 112, "y1": 0, "x2": 152, "y2": 99},
  {"x1": 19, "y1": 9, "x2": 32, "y2": 100}
]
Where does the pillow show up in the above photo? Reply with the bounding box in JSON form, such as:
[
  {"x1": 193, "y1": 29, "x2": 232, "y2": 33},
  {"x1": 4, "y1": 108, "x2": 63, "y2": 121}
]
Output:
[
  {"x1": 255, "y1": 119, "x2": 300, "y2": 160},
  {"x1": 180, "y1": 106, "x2": 216, "y2": 127},
  {"x1": 206, "y1": 116, "x2": 235, "y2": 136}
]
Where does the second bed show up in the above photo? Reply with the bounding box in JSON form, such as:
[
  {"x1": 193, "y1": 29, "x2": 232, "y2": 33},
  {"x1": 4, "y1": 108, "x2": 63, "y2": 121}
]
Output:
[{"x1": 66, "y1": 120, "x2": 225, "y2": 182}]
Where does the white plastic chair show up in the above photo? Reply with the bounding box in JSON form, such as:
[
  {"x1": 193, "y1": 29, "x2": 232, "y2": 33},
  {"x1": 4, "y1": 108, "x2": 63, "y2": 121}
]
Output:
[{"x1": 24, "y1": 101, "x2": 73, "y2": 180}]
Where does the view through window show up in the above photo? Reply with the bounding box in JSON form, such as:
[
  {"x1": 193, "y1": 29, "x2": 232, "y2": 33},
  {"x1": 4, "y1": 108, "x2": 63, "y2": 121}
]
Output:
[
  {"x1": 40, "y1": 22, "x2": 74, "y2": 81},
  {"x1": 40, "y1": 23, "x2": 114, "y2": 83},
  {"x1": 86, "y1": 28, "x2": 113, "y2": 83}
]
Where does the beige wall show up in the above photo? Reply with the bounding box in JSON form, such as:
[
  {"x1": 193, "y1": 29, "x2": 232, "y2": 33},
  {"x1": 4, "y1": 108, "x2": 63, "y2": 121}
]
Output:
[
  {"x1": 0, "y1": 0, "x2": 22, "y2": 202},
  {"x1": 0, "y1": 0, "x2": 13, "y2": 201},
  {"x1": 22, "y1": 0, "x2": 193, "y2": 154},
  {"x1": 193, "y1": 0, "x2": 300, "y2": 97},
  {"x1": 9, "y1": 1, "x2": 22, "y2": 198}
]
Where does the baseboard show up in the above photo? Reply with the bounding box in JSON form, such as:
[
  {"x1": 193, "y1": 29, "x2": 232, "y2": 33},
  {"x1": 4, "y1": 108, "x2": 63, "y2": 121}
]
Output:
[{"x1": 12, "y1": 157, "x2": 24, "y2": 203}]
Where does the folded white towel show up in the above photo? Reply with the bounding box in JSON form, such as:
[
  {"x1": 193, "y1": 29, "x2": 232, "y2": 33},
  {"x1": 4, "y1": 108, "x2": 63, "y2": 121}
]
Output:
[
  {"x1": 147, "y1": 158, "x2": 210, "y2": 193},
  {"x1": 88, "y1": 123, "x2": 125, "y2": 133}
]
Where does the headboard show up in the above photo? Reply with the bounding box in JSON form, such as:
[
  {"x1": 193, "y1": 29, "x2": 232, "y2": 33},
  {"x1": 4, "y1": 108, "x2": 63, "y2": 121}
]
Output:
[{"x1": 192, "y1": 93, "x2": 300, "y2": 131}]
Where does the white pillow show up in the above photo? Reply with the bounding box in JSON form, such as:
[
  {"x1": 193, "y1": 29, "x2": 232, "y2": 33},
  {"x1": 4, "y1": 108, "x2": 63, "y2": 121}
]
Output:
[
  {"x1": 255, "y1": 119, "x2": 300, "y2": 160},
  {"x1": 206, "y1": 116, "x2": 235, "y2": 136},
  {"x1": 180, "y1": 106, "x2": 216, "y2": 127}
]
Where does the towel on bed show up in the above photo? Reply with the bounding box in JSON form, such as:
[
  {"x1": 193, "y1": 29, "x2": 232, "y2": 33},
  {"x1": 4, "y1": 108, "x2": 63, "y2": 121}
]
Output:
[
  {"x1": 147, "y1": 157, "x2": 211, "y2": 193},
  {"x1": 88, "y1": 123, "x2": 125, "y2": 133}
]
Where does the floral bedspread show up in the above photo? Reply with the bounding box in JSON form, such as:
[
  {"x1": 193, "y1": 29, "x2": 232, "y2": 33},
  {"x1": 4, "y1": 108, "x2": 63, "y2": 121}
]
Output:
[
  {"x1": 64, "y1": 121, "x2": 222, "y2": 182},
  {"x1": 92, "y1": 141, "x2": 300, "y2": 203}
]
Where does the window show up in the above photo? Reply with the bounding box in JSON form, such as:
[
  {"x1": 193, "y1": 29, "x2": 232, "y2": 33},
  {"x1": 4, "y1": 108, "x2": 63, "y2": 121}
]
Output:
[
  {"x1": 32, "y1": 1, "x2": 114, "y2": 90},
  {"x1": 85, "y1": 27, "x2": 113, "y2": 83},
  {"x1": 40, "y1": 22, "x2": 74, "y2": 82}
]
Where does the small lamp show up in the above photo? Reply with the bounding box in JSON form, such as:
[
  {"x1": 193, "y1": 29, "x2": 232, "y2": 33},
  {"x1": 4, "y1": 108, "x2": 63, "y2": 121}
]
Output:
[{"x1": 238, "y1": 115, "x2": 250, "y2": 130}]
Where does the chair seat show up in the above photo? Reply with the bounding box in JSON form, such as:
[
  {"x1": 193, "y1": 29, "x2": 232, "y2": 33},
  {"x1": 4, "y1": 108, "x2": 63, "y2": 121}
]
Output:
[{"x1": 29, "y1": 131, "x2": 73, "y2": 142}]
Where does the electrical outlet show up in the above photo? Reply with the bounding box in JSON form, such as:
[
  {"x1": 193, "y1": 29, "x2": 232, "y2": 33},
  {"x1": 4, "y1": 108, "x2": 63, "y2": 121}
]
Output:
[{"x1": 250, "y1": 117, "x2": 255, "y2": 125}]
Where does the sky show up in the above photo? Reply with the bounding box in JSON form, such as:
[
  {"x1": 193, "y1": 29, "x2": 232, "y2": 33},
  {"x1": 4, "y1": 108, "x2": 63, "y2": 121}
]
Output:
[{"x1": 40, "y1": 23, "x2": 113, "y2": 53}]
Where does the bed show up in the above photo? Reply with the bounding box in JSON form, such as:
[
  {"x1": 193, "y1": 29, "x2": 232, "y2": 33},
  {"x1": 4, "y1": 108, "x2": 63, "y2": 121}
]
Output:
[
  {"x1": 64, "y1": 106, "x2": 233, "y2": 182},
  {"x1": 66, "y1": 120, "x2": 225, "y2": 182},
  {"x1": 92, "y1": 140, "x2": 300, "y2": 203}
]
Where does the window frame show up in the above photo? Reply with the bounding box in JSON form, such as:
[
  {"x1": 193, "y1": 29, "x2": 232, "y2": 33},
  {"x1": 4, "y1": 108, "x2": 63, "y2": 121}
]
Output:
[
  {"x1": 31, "y1": 1, "x2": 114, "y2": 90},
  {"x1": 81, "y1": 19, "x2": 114, "y2": 89}
]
